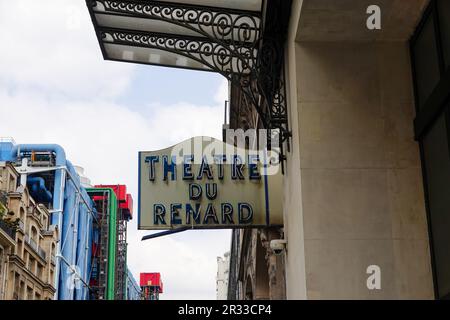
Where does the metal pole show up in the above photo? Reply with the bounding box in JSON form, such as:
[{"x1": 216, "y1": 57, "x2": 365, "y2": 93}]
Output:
[{"x1": 141, "y1": 227, "x2": 190, "y2": 241}]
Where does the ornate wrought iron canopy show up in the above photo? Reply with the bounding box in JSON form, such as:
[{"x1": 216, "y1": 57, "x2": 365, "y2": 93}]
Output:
[{"x1": 86, "y1": 0, "x2": 292, "y2": 172}]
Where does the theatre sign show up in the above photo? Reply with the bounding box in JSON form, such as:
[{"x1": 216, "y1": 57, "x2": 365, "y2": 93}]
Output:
[{"x1": 138, "y1": 136, "x2": 282, "y2": 230}]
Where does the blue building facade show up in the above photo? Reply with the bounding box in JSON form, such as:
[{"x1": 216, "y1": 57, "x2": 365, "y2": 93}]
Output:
[{"x1": 0, "y1": 140, "x2": 137, "y2": 300}]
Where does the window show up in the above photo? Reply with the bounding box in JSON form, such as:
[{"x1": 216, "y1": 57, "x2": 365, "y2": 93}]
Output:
[
  {"x1": 19, "y1": 207, "x2": 25, "y2": 222},
  {"x1": 37, "y1": 264, "x2": 43, "y2": 279},
  {"x1": 412, "y1": 12, "x2": 441, "y2": 109},
  {"x1": 28, "y1": 257, "x2": 35, "y2": 273},
  {"x1": 411, "y1": 0, "x2": 450, "y2": 300},
  {"x1": 17, "y1": 239, "x2": 23, "y2": 259},
  {"x1": 19, "y1": 281, "x2": 25, "y2": 300},
  {"x1": 51, "y1": 242, "x2": 56, "y2": 263},
  {"x1": 30, "y1": 226, "x2": 38, "y2": 246},
  {"x1": 13, "y1": 273, "x2": 20, "y2": 299},
  {"x1": 437, "y1": 0, "x2": 450, "y2": 69},
  {"x1": 8, "y1": 174, "x2": 16, "y2": 192},
  {"x1": 26, "y1": 286, "x2": 33, "y2": 300},
  {"x1": 423, "y1": 110, "x2": 450, "y2": 299},
  {"x1": 0, "y1": 248, "x2": 3, "y2": 281}
]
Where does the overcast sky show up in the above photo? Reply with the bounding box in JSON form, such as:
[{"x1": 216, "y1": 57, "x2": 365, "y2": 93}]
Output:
[{"x1": 0, "y1": 0, "x2": 231, "y2": 300}]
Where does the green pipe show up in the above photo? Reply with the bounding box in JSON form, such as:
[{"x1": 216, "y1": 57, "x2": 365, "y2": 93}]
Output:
[{"x1": 87, "y1": 188, "x2": 117, "y2": 300}]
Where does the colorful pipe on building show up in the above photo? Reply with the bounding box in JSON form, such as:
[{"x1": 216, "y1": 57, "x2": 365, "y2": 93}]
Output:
[
  {"x1": 86, "y1": 188, "x2": 117, "y2": 300},
  {"x1": 0, "y1": 139, "x2": 140, "y2": 300}
]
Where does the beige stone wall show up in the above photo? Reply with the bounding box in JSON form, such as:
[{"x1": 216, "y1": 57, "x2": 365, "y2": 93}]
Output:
[
  {"x1": 0, "y1": 163, "x2": 57, "y2": 300},
  {"x1": 282, "y1": 0, "x2": 307, "y2": 300},
  {"x1": 290, "y1": 41, "x2": 434, "y2": 299}
]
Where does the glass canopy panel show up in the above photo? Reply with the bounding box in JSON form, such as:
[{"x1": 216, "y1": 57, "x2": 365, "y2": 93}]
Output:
[
  {"x1": 104, "y1": 43, "x2": 212, "y2": 71},
  {"x1": 86, "y1": 0, "x2": 292, "y2": 172},
  {"x1": 92, "y1": 2, "x2": 261, "y2": 44},
  {"x1": 143, "y1": 0, "x2": 262, "y2": 12},
  {"x1": 101, "y1": 30, "x2": 254, "y2": 74},
  {"x1": 95, "y1": 13, "x2": 202, "y2": 38},
  {"x1": 90, "y1": 0, "x2": 260, "y2": 73}
]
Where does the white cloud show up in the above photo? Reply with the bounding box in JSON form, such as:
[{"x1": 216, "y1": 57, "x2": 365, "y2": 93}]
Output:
[
  {"x1": 0, "y1": 0, "x2": 231, "y2": 300},
  {"x1": 214, "y1": 79, "x2": 229, "y2": 105},
  {"x1": 0, "y1": 0, "x2": 134, "y2": 99},
  {"x1": 0, "y1": 87, "x2": 230, "y2": 299}
]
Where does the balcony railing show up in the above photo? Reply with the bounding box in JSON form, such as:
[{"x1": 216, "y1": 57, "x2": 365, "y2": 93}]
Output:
[
  {"x1": 0, "y1": 219, "x2": 16, "y2": 240},
  {"x1": 18, "y1": 220, "x2": 24, "y2": 232},
  {"x1": 0, "y1": 191, "x2": 7, "y2": 207},
  {"x1": 24, "y1": 234, "x2": 46, "y2": 260},
  {"x1": 27, "y1": 235, "x2": 37, "y2": 251},
  {"x1": 38, "y1": 247, "x2": 47, "y2": 261}
]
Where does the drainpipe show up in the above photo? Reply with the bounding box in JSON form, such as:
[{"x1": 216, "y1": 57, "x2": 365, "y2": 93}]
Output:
[{"x1": 10, "y1": 144, "x2": 66, "y2": 300}]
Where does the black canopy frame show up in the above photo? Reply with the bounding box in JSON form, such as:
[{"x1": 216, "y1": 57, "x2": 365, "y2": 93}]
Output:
[{"x1": 86, "y1": 0, "x2": 292, "y2": 172}]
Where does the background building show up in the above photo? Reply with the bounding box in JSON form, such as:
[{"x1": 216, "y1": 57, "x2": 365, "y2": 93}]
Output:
[
  {"x1": 216, "y1": 252, "x2": 230, "y2": 300},
  {"x1": 126, "y1": 268, "x2": 141, "y2": 300},
  {"x1": 0, "y1": 161, "x2": 57, "y2": 300},
  {"x1": 140, "y1": 272, "x2": 163, "y2": 300},
  {"x1": 230, "y1": 0, "x2": 441, "y2": 300},
  {"x1": 84, "y1": 0, "x2": 450, "y2": 299},
  {"x1": 0, "y1": 138, "x2": 139, "y2": 300}
]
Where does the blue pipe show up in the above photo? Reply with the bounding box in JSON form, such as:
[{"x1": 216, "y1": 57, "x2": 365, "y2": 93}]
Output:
[
  {"x1": 10, "y1": 144, "x2": 67, "y2": 299},
  {"x1": 27, "y1": 177, "x2": 53, "y2": 203},
  {"x1": 10, "y1": 144, "x2": 66, "y2": 218},
  {"x1": 0, "y1": 143, "x2": 99, "y2": 300},
  {"x1": 66, "y1": 160, "x2": 93, "y2": 300},
  {"x1": 8, "y1": 145, "x2": 94, "y2": 300}
]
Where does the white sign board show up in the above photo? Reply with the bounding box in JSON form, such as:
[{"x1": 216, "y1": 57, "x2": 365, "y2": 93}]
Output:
[{"x1": 138, "y1": 136, "x2": 283, "y2": 230}]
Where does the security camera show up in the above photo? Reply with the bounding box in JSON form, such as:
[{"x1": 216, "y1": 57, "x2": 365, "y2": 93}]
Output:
[{"x1": 270, "y1": 239, "x2": 287, "y2": 255}]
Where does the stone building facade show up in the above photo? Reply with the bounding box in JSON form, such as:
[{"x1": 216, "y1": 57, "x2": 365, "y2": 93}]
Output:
[
  {"x1": 216, "y1": 252, "x2": 230, "y2": 300},
  {"x1": 82, "y1": 0, "x2": 449, "y2": 300},
  {"x1": 227, "y1": 80, "x2": 287, "y2": 300},
  {"x1": 228, "y1": 229, "x2": 286, "y2": 300},
  {"x1": 0, "y1": 162, "x2": 57, "y2": 300},
  {"x1": 228, "y1": 0, "x2": 448, "y2": 300}
]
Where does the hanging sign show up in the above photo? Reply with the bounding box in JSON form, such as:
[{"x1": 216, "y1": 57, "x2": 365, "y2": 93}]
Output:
[{"x1": 138, "y1": 136, "x2": 282, "y2": 230}]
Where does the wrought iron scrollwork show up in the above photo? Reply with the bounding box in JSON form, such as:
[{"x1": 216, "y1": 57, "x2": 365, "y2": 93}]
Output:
[
  {"x1": 100, "y1": 28, "x2": 257, "y2": 76},
  {"x1": 87, "y1": 0, "x2": 292, "y2": 172},
  {"x1": 92, "y1": 0, "x2": 261, "y2": 60}
]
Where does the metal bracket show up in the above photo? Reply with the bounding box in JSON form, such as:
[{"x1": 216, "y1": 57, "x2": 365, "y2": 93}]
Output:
[{"x1": 88, "y1": 0, "x2": 292, "y2": 171}]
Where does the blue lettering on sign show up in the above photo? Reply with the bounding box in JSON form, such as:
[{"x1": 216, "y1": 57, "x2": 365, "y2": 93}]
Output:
[
  {"x1": 186, "y1": 203, "x2": 201, "y2": 224},
  {"x1": 197, "y1": 156, "x2": 213, "y2": 180},
  {"x1": 189, "y1": 183, "x2": 202, "y2": 200},
  {"x1": 232, "y1": 155, "x2": 245, "y2": 180},
  {"x1": 248, "y1": 154, "x2": 261, "y2": 180},
  {"x1": 213, "y1": 154, "x2": 227, "y2": 180},
  {"x1": 153, "y1": 204, "x2": 166, "y2": 225},
  {"x1": 151, "y1": 203, "x2": 254, "y2": 226},
  {"x1": 221, "y1": 203, "x2": 234, "y2": 224},
  {"x1": 145, "y1": 155, "x2": 159, "y2": 181},
  {"x1": 183, "y1": 155, "x2": 194, "y2": 180},
  {"x1": 147, "y1": 153, "x2": 264, "y2": 226},
  {"x1": 205, "y1": 183, "x2": 217, "y2": 200},
  {"x1": 238, "y1": 203, "x2": 253, "y2": 224},
  {"x1": 203, "y1": 203, "x2": 219, "y2": 224},
  {"x1": 163, "y1": 155, "x2": 177, "y2": 181},
  {"x1": 147, "y1": 154, "x2": 265, "y2": 181},
  {"x1": 170, "y1": 203, "x2": 182, "y2": 225}
]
